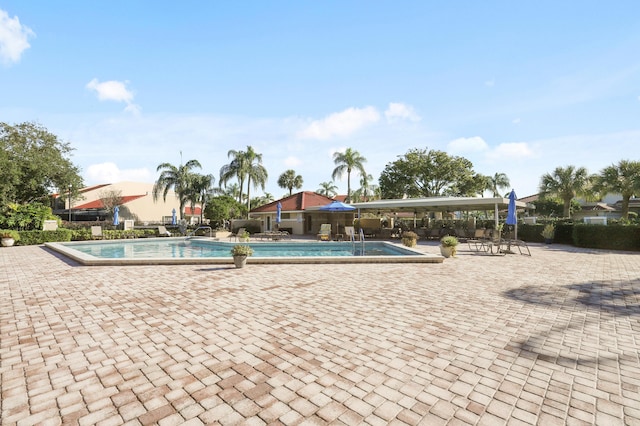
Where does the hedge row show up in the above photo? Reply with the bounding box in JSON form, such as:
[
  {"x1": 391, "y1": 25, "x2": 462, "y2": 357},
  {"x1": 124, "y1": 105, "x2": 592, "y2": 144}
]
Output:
[{"x1": 517, "y1": 224, "x2": 640, "y2": 251}]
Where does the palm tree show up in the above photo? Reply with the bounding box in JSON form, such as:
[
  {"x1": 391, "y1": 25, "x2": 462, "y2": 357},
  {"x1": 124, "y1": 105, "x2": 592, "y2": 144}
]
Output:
[
  {"x1": 490, "y1": 172, "x2": 510, "y2": 197},
  {"x1": 539, "y1": 165, "x2": 590, "y2": 218},
  {"x1": 243, "y1": 146, "x2": 268, "y2": 217},
  {"x1": 277, "y1": 169, "x2": 304, "y2": 196},
  {"x1": 358, "y1": 173, "x2": 374, "y2": 202},
  {"x1": 185, "y1": 173, "x2": 216, "y2": 224},
  {"x1": 153, "y1": 159, "x2": 202, "y2": 220},
  {"x1": 597, "y1": 160, "x2": 640, "y2": 219},
  {"x1": 332, "y1": 148, "x2": 367, "y2": 202},
  {"x1": 316, "y1": 181, "x2": 338, "y2": 198},
  {"x1": 219, "y1": 150, "x2": 247, "y2": 204},
  {"x1": 221, "y1": 183, "x2": 241, "y2": 201}
]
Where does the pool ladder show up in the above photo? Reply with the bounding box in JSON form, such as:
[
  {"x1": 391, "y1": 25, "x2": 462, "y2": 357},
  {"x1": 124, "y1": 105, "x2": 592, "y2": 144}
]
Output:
[
  {"x1": 186, "y1": 225, "x2": 213, "y2": 238},
  {"x1": 350, "y1": 228, "x2": 366, "y2": 255}
]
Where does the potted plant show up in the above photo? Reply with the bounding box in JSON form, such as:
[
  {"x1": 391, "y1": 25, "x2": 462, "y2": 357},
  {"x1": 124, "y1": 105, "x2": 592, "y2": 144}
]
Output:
[
  {"x1": 439, "y1": 235, "x2": 459, "y2": 258},
  {"x1": 1, "y1": 230, "x2": 20, "y2": 247},
  {"x1": 230, "y1": 244, "x2": 253, "y2": 268},
  {"x1": 239, "y1": 230, "x2": 250, "y2": 242},
  {"x1": 401, "y1": 231, "x2": 418, "y2": 247},
  {"x1": 541, "y1": 224, "x2": 555, "y2": 244}
]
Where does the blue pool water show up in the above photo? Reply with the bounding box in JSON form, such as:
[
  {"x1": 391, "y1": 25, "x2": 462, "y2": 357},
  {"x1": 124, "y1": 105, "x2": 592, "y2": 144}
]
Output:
[{"x1": 62, "y1": 239, "x2": 421, "y2": 259}]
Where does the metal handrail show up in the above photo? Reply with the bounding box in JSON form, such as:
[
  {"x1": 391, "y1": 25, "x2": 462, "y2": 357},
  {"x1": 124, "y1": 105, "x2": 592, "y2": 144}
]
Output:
[{"x1": 186, "y1": 225, "x2": 213, "y2": 238}]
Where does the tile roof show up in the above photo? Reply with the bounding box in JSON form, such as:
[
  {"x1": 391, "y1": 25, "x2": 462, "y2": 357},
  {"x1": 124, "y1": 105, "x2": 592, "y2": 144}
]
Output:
[
  {"x1": 250, "y1": 191, "x2": 336, "y2": 212},
  {"x1": 73, "y1": 194, "x2": 147, "y2": 209}
]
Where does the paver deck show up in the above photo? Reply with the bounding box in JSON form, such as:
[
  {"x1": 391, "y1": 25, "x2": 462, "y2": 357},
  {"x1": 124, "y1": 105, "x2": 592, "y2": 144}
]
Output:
[{"x1": 1, "y1": 241, "x2": 639, "y2": 425}]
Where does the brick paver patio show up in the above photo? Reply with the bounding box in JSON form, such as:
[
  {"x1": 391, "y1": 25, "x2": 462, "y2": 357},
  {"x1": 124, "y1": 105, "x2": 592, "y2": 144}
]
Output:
[{"x1": 1, "y1": 241, "x2": 639, "y2": 425}]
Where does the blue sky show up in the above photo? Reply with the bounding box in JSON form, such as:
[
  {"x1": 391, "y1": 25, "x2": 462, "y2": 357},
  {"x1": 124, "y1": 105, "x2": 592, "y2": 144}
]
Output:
[{"x1": 2, "y1": 1, "x2": 640, "y2": 199}]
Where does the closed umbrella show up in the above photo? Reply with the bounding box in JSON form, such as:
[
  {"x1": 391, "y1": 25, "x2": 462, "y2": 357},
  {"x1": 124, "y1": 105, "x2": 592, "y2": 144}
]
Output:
[
  {"x1": 113, "y1": 206, "x2": 120, "y2": 226},
  {"x1": 506, "y1": 189, "x2": 517, "y2": 239},
  {"x1": 171, "y1": 208, "x2": 177, "y2": 225},
  {"x1": 275, "y1": 202, "x2": 282, "y2": 227}
]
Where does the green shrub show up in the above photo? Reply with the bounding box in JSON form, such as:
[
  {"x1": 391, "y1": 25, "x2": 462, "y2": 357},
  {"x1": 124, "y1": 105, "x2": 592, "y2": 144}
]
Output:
[{"x1": 14, "y1": 229, "x2": 72, "y2": 245}]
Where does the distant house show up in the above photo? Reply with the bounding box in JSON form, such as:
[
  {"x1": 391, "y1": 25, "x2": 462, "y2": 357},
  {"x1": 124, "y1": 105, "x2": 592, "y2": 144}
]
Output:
[
  {"x1": 249, "y1": 191, "x2": 350, "y2": 235},
  {"x1": 54, "y1": 181, "x2": 200, "y2": 224}
]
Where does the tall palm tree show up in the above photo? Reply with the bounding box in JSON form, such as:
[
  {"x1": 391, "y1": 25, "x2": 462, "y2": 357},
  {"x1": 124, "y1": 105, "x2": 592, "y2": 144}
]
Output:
[
  {"x1": 153, "y1": 159, "x2": 202, "y2": 220},
  {"x1": 243, "y1": 146, "x2": 268, "y2": 217},
  {"x1": 219, "y1": 150, "x2": 247, "y2": 204},
  {"x1": 539, "y1": 165, "x2": 590, "y2": 218},
  {"x1": 490, "y1": 172, "x2": 510, "y2": 197},
  {"x1": 332, "y1": 148, "x2": 367, "y2": 203},
  {"x1": 316, "y1": 181, "x2": 338, "y2": 198},
  {"x1": 597, "y1": 160, "x2": 640, "y2": 219},
  {"x1": 277, "y1": 169, "x2": 304, "y2": 196},
  {"x1": 221, "y1": 182, "x2": 241, "y2": 201}
]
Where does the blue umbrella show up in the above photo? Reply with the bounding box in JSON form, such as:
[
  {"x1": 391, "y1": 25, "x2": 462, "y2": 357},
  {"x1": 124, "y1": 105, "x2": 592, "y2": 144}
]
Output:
[
  {"x1": 319, "y1": 200, "x2": 355, "y2": 212},
  {"x1": 275, "y1": 202, "x2": 282, "y2": 225},
  {"x1": 506, "y1": 190, "x2": 517, "y2": 225},
  {"x1": 506, "y1": 189, "x2": 518, "y2": 242},
  {"x1": 171, "y1": 208, "x2": 177, "y2": 225},
  {"x1": 113, "y1": 206, "x2": 120, "y2": 226}
]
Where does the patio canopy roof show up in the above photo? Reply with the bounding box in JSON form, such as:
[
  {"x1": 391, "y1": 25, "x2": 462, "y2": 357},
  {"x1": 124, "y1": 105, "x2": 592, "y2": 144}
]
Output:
[{"x1": 349, "y1": 196, "x2": 529, "y2": 213}]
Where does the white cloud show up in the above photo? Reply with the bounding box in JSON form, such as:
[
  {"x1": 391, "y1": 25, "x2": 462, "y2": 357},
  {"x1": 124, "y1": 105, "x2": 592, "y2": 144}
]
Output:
[
  {"x1": 447, "y1": 136, "x2": 489, "y2": 155},
  {"x1": 385, "y1": 102, "x2": 421, "y2": 122},
  {"x1": 512, "y1": 118, "x2": 521, "y2": 124},
  {"x1": 85, "y1": 162, "x2": 152, "y2": 184},
  {"x1": 491, "y1": 142, "x2": 535, "y2": 159},
  {"x1": 484, "y1": 79, "x2": 495, "y2": 87},
  {"x1": 86, "y1": 78, "x2": 140, "y2": 114},
  {"x1": 284, "y1": 155, "x2": 302, "y2": 167},
  {"x1": 0, "y1": 9, "x2": 35, "y2": 66},
  {"x1": 297, "y1": 106, "x2": 380, "y2": 140}
]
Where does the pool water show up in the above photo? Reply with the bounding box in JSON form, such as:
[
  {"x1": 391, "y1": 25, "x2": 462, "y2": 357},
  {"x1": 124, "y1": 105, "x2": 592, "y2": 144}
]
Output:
[{"x1": 63, "y1": 239, "x2": 420, "y2": 259}]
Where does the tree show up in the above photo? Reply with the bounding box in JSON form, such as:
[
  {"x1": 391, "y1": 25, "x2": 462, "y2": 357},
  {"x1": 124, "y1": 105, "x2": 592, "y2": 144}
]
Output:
[
  {"x1": 204, "y1": 195, "x2": 247, "y2": 228},
  {"x1": 332, "y1": 148, "x2": 367, "y2": 203},
  {"x1": 379, "y1": 148, "x2": 476, "y2": 198},
  {"x1": 219, "y1": 150, "x2": 247, "y2": 204},
  {"x1": 597, "y1": 160, "x2": 640, "y2": 219},
  {"x1": 220, "y1": 146, "x2": 268, "y2": 217},
  {"x1": 489, "y1": 172, "x2": 511, "y2": 197},
  {"x1": 0, "y1": 122, "x2": 83, "y2": 205},
  {"x1": 243, "y1": 146, "x2": 268, "y2": 217},
  {"x1": 152, "y1": 158, "x2": 202, "y2": 220},
  {"x1": 538, "y1": 165, "x2": 590, "y2": 218},
  {"x1": 277, "y1": 170, "x2": 303, "y2": 196},
  {"x1": 98, "y1": 189, "x2": 124, "y2": 221},
  {"x1": 185, "y1": 173, "x2": 216, "y2": 224},
  {"x1": 316, "y1": 181, "x2": 338, "y2": 198}
]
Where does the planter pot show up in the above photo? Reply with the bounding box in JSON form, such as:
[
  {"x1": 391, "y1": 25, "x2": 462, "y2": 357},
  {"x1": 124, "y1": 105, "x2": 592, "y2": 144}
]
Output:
[
  {"x1": 1, "y1": 237, "x2": 15, "y2": 247},
  {"x1": 440, "y1": 245, "x2": 456, "y2": 258},
  {"x1": 233, "y1": 255, "x2": 248, "y2": 268},
  {"x1": 544, "y1": 238, "x2": 553, "y2": 244}
]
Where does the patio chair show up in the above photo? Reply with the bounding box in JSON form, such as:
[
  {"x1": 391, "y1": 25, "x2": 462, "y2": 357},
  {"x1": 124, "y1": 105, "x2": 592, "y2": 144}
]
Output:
[
  {"x1": 91, "y1": 226, "x2": 104, "y2": 240},
  {"x1": 158, "y1": 225, "x2": 172, "y2": 237},
  {"x1": 317, "y1": 224, "x2": 332, "y2": 241},
  {"x1": 344, "y1": 226, "x2": 361, "y2": 241}
]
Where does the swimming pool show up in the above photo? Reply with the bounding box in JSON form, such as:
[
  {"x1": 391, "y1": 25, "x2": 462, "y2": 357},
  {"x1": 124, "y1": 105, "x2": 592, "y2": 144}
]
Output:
[{"x1": 45, "y1": 237, "x2": 443, "y2": 265}]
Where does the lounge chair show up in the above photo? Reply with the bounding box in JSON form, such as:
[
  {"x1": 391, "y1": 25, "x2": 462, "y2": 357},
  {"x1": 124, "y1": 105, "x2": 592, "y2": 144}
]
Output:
[
  {"x1": 317, "y1": 224, "x2": 332, "y2": 241},
  {"x1": 91, "y1": 226, "x2": 103, "y2": 240},
  {"x1": 158, "y1": 225, "x2": 172, "y2": 237}
]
